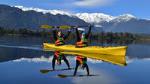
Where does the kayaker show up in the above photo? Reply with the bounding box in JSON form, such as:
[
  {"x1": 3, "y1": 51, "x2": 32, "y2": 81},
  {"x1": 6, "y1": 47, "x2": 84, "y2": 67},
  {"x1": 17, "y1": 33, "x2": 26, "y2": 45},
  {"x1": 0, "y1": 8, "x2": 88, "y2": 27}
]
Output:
[
  {"x1": 73, "y1": 25, "x2": 91, "y2": 76},
  {"x1": 52, "y1": 27, "x2": 71, "y2": 70}
]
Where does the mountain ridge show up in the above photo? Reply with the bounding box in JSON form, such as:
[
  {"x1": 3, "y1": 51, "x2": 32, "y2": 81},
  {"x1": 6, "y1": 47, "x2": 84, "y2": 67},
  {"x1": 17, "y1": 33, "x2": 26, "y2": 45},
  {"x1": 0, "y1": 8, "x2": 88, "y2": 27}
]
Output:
[
  {"x1": 0, "y1": 4, "x2": 149, "y2": 34},
  {"x1": 15, "y1": 5, "x2": 138, "y2": 24}
]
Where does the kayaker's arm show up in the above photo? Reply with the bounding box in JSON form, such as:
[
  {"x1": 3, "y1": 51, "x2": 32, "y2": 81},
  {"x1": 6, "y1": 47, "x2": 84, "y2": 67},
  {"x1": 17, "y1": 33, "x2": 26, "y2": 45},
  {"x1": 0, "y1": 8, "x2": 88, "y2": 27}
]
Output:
[
  {"x1": 86, "y1": 25, "x2": 92, "y2": 38},
  {"x1": 52, "y1": 30, "x2": 57, "y2": 41},
  {"x1": 76, "y1": 28, "x2": 81, "y2": 41},
  {"x1": 64, "y1": 30, "x2": 71, "y2": 40}
]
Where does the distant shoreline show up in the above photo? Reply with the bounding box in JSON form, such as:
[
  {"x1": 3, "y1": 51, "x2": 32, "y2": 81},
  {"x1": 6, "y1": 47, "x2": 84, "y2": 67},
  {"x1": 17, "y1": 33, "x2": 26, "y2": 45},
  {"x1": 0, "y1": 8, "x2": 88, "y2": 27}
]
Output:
[{"x1": 0, "y1": 27, "x2": 150, "y2": 43}]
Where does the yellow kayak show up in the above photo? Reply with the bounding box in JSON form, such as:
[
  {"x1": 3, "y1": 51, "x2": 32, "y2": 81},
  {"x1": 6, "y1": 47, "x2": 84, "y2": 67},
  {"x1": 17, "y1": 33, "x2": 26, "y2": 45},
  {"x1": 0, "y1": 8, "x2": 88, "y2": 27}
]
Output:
[
  {"x1": 43, "y1": 43, "x2": 127, "y2": 56},
  {"x1": 43, "y1": 43, "x2": 127, "y2": 66}
]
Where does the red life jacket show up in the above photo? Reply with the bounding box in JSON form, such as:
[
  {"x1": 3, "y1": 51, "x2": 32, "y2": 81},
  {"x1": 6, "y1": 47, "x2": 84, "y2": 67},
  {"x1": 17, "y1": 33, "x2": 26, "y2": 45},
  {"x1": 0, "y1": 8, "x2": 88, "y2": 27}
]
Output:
[
  {"x1": 76, "y1": 35, "x2": 88, "y2": 47},
  {"x1": 54, "y1": 51, "x2": 63, "y2": 64},
  {"x1": 54, "y1": 51, "x2": 60, "y2": 58},
  {"x1": 76, "y1": 55, "x2": 87, "y2": 64},
  {"x1": 55, "y1": 36, "x2": 65, "y2": 46}
]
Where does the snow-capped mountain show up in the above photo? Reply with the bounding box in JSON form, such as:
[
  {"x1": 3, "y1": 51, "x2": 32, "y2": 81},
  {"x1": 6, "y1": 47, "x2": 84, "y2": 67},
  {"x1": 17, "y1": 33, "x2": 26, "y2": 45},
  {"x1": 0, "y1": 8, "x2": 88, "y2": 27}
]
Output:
[
  {"x1": 76, "y1": 13, "x2": 138, "y2": 24},
  {"x1": 14, "y1": 5, "x2": 136, "y2": 24},
  {"x1": 0, "y1": 4, "x2": 88, "y2": 30},
  {"x1": 75, "y1": 13, "x2": 115, "y2": 23},
  {"x1": 14, "y1": 6, "x2": 73, "y2": 16},
  {"x1": 0, "y1": 4, "x2": 150, "y2": 34},
  {"x1": 111, "y1": 14, "x2": 136, "y2": 23}
]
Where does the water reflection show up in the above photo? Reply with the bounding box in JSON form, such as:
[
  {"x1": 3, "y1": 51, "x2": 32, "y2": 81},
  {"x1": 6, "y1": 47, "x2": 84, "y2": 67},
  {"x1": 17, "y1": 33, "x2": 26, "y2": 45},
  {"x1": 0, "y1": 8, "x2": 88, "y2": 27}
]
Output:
[
  {"x1": 0, "y1": 43, "x2": 150, "y2": 63},
  {"x1": 0, "y1": 36, "x2": 150, "y2": 84},
  {"x1": 1, "y1": 56, "x2": 150, "y2": 84},
  {"x1": 0, "y1": 46, "x2": 52, "y2": 62}
]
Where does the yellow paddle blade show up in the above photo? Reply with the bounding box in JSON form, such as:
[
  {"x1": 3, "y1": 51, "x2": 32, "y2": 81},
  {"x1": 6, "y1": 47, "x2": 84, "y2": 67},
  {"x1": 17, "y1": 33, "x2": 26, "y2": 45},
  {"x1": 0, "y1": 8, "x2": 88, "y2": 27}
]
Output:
[
  {"x1": 40, "y1": 70, "x2": 50, "y2": 74},
  {"x1": 40, "y1": 25, "x2": 54, "y2": 29},
  {"x1": 59, "y1": 25, "x2": 71, "y2": 29}
]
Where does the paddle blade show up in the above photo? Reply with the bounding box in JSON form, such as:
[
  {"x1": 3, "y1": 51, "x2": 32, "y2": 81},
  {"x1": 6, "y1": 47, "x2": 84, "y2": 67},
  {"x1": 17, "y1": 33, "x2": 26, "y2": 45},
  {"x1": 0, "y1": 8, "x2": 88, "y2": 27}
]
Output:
[
  {"x1": 57, "y1": 74, "x2": 99, "y2": 78},
  {"x1": 59, "y1": 25, "x2": 71, "y2": 29},
  {"x1": 40, "y1": 70, "x2": 50, "y2": 74},
  {"x1": 40, "y1": 25, "x2": 54, "y2": 29},
  {"x1": 58, "y1": 74, "x2": 67, "y2": 78}
]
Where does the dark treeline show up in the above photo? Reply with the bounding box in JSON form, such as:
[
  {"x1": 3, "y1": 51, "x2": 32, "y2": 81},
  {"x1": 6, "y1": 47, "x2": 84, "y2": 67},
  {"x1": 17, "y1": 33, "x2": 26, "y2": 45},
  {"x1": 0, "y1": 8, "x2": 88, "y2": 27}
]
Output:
[
  {"x1": 90, "y1": 32, "x2": 135, "y2": 44},
  {"x1": 0, "y1": 27, "x2": 52, "y2": 37},
  {"x1": 0, "y1": 27, "x2": 136, "y2": 44}
]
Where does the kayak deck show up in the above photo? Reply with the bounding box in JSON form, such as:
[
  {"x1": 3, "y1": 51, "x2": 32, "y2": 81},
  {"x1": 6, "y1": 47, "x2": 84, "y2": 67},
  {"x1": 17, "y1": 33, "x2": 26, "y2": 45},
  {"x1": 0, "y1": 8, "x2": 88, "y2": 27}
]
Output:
[{"x1": 43, "y1": 43, "x2": 127, "y2": 56}]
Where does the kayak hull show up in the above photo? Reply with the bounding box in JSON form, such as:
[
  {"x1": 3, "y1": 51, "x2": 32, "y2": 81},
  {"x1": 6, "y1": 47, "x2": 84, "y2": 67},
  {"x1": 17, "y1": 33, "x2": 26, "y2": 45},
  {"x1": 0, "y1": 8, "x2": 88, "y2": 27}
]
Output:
[
  {"x1": 43, "y1": 43, "x2": 127, "y2": 56},
  {"x1": 43, "y1": 43, "x2": 127, "y2": 66}
]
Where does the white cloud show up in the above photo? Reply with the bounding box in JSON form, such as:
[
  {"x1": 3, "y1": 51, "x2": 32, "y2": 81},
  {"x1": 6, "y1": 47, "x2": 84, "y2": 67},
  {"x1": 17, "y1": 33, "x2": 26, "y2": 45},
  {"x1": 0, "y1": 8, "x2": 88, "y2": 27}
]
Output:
[
  {"x1": 13, "y1": 56, "x2": 103, "y2": 64},
  {"x1": 13, "y1": 56, "x2": 53, "y2": 63},
  {"x1": 73, "y1": 0, "x2": 116, "y2": 7}
]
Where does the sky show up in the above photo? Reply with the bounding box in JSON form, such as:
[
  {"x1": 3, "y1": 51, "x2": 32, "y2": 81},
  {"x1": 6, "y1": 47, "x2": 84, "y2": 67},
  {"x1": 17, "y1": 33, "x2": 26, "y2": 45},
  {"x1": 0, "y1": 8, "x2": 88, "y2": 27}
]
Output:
[{"x1": 0, "y1": 0, "x2": 149, "y2": 19}]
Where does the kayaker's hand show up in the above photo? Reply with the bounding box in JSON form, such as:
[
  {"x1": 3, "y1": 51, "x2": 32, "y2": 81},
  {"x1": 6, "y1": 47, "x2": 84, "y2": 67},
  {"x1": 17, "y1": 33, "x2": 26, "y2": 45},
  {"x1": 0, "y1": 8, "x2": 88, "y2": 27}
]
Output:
[{"x1": 56, "y1": 26, "x2": 60, "y2": 29}]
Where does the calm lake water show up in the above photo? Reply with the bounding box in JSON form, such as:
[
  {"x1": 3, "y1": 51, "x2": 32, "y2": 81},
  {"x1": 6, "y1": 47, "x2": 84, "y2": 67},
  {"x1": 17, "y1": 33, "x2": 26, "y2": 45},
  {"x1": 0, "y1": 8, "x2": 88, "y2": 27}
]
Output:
[{"x1": 0, "y1": 35, "x2": 150, "y2": 84}]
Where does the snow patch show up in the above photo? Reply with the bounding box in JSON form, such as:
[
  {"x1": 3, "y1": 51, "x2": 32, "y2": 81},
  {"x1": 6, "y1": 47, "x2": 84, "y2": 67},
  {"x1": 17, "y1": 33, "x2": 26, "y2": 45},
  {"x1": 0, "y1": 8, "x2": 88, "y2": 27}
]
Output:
[
  {"x1": 14, "y1": 6, "x2": 73, "y2": 16},
  {"x1": 14, "y1": 6, "x2": 136, "y2": 24}
]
